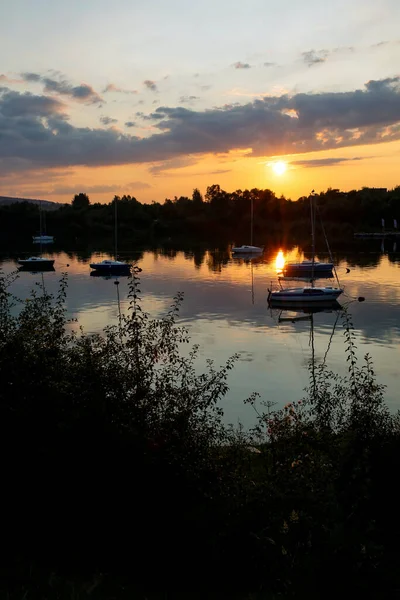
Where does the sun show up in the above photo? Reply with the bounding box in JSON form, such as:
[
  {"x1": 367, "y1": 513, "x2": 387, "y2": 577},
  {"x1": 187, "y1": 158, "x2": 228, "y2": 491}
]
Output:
[{"x1": 272, "y1": 161, "x2": 287, "y2": 176}]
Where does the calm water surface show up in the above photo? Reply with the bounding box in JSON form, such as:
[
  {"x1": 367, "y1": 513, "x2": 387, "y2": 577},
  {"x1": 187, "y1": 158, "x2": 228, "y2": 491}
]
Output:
[{"x1": 1, "y1": 242, "x2": 399, "y2": 426}]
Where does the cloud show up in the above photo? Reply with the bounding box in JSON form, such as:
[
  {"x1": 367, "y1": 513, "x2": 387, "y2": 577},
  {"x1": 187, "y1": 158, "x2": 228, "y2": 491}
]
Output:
[
  {"x1": 0, "y1": 88, "x2": 65, "y2": 117},
  {"x1": 50, "y1": 184, "x2": 121, "y2": 195},
  {"x1": 103, "y1": 83, "x2": 137, "y2": 94},
  {"x1": 126, "y1": 181, "x2": 152, "y2": 189},
  {"x1": 100, "y1": 116, "x2": 118, "y2": 125},
  {"x1": 21, "y1": 72, "x2": 41, "y2": 82},
  {"x1": 43, "y1": 79, "x2": 102, "y2": 104},
  {"x1": 143, "y1": 80, "x2": 157, "y2": 92},
  {"x1": 233, "y1": 62, "x2": 251, "y2": 69},
  {"x1": 371, "y1": 41, "x2": 389, "y2": 48},
  {"x1": 179, "y1": 95, "x2": 200, "y2": 103},
  {"x1": 22, "y1": 180, "x2": 152, "y2": 196},
  {"x1": 302, "y1": 49, "x2": 329, "y2": 67},
  {"x1": 0, "y1": 74, "x2": 23, "y2": 84},
  {"x1": 291, "y1": 157, "x2": 364, "y2": 168},
  {"x1": 149, "y1": 157, "x2": 198, "y2": 176},
  {"x1": 209, "y1": 169, "x2": 231, "y2": 175},
  {"x1": 136, "y1": 111, "x2": 165, "y2": 120},
  {"x1": 2, "y1": 77, "x2": 400, "y2": 174},
  {"x1": 20, "y1": 72, "x2": 103, "y2": 104},
  {"x1": 125, "y1": 121, "x2": 136, "y2": 128}
]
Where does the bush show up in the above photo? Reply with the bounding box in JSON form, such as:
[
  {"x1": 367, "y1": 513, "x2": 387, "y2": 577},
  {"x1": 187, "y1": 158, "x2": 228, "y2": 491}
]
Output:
[{"x1": 1, "y1": 269, "x2": 400, "y2": 598}]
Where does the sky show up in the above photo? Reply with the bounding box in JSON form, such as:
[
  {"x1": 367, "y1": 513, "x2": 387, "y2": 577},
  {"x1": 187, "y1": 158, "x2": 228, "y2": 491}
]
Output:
[{"x1": 1, "y1": 0, "x2": 400, "y2": 204}]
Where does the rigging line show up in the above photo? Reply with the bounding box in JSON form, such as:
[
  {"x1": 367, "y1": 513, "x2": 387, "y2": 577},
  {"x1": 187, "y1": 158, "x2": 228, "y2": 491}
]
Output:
[
  {"x1": 315, "y1": 201, "x2": 341, "y2": 288},
  {"x1": 274, "y1": 312, "x2": 309, "y2": 384},
  {"x1": 309, "y1": 314, "x2": 316, "y2": 400},
  {"x1": 322, "y1": 310, "x2": 341, "y2": 367}
]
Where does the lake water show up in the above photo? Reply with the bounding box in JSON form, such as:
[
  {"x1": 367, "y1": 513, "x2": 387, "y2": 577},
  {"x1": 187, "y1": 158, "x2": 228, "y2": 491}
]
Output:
[{"x1": 1, "y1": 240, "x2": 399, "y2": 426}]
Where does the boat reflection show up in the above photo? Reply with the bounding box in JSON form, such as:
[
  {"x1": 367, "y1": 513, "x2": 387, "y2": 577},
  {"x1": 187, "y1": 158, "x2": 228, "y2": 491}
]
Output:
[
  {"x1": 275, "y1": 250, "x2": 285, "y2": 271},
  {"x1": 18, "y1": 264, "x2": 55, "y2": 273},
  {"x1": 90, "y1": 270, "x2": 131, "y2": 280},
  {"x1": 271, "y1": 299, "x2": 343, "y2": 316}
]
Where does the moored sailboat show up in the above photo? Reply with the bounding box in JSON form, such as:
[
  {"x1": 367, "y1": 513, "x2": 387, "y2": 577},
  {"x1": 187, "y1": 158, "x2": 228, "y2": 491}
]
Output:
[
  {"x1": 32, "y1": 203, "x2": 54, "y2": 244},
  {"x1": 90, "y1": 197, "x2": 131, "y2": 274},
  {"x1": 268, "y1": 192, "x2": 343, "y2": 305},
  {"x1": 17, "y1": 256, "x2": 55, "y2": 270},
  {"x1": 232, "y1": 196, "x2": 263, "y2": 254},
  {"x1": 18, "y1": 202, "x2": 55, "y2": 270}
]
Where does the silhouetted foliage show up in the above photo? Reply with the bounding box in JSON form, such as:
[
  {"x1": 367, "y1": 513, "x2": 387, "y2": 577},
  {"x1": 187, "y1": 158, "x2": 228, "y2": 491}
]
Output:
[
  {"x1": 72, "y1": 192, "x2": 90, "y2": 209},
  {"x1": 1, "y1": 269, "x2": 400, "y2": 598},
  {"x1": 1, "y1": 185, "x2": 399, "y2": 249}
]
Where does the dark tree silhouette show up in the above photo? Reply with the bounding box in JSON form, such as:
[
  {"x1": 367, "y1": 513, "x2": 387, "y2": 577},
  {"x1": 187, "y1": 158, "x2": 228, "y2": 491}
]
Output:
[
  {"x1": 72, "y1": 193, "x2": 90, "y2": 209},
  {"x1": 192, "y1": 188, "x2": 203, "y2": 205}
]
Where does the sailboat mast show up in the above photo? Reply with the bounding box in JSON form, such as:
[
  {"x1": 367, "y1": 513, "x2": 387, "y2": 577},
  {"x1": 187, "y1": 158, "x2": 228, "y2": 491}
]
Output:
[
  {"x1": 114, "y1": 198, "x2": 118, "y2": 259},
  {"x1": 39, "y1": 201, "x2": 43, "y2": 256},
  {"x1": 250, "y1": 196, "x2": 253, "y2": 246},
  {"x1": 310, "y1": 192, "x2": 315, "y2": 286}
]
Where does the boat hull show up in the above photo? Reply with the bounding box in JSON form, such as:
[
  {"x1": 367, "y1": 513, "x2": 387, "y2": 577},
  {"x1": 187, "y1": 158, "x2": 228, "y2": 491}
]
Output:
[
  {"x1": 232, "y1": 245, "x2": 263, "y2": 254},
  {"x1": 283, "y1": 261, "x2": 333, "y2": 275},
  {"x1": 90, "y1": 262, "x2": 131, "y2": 274},
  {"x1": 18, "y1": 258, "x2": 55, "y2": 271},
  {"x1": 268, "y1": 287, "x2": 343, "y2": 303},
  {"x1": 272, "y1": 300, "x2": 343, "y2": 312}
]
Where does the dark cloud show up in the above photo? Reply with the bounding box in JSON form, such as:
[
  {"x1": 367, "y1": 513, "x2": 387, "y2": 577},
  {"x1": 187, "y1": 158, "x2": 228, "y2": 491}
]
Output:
[
  {"x1": 143, "y1": 80, "x2": 157, "y2": 92},
  {"x1": 136, "y1": 111, "x2": 165, "y2": 120},
  {"x1": 179, "y1": 95, "x2": 200, "y2": 103},
  {"x1": 302, "y1": 49, "x2": 329, "y2": 66},
  {"x1": 103, "y1": 83, "x2": 137, "y2": 94},
  {"x1": 20, "y1": 72, "x2": 102, "y2": 104},
  {"x1": 21, "y1": 72, "x2": 41, "y2": 82},
  {"x1": 233, "y1": 62, "x2": 251, "y2": 69},
  {"x1": 125, "y1": 121, "x2": 136, "y2": 128},
  {"x1": 2, "y1": 78, "x2": 400, "y2": 174},
  {"x1": 100, "y1": 116, "x2": 118, "y2": 125},
  {"x1": 42, "y1": 78, "x2": 102, "y2": 104},
  {"x1": 291, "y1": 157, "x2": 364, "y2": 168},
  {"x1": 0, "y1": 89, "x2": 65, "y2": 117}
]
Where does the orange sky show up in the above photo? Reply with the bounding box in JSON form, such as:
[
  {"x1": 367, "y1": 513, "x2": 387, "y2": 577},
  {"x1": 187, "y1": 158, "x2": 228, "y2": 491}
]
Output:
[{"x1": 1, "y1": 0, "x2": 400, "y2": 204}]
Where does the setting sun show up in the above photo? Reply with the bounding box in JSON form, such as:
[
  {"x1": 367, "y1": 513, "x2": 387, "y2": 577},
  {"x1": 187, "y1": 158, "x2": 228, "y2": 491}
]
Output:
[{"x1": 272, "y1": 161, "x2": 287, "y2": 176}]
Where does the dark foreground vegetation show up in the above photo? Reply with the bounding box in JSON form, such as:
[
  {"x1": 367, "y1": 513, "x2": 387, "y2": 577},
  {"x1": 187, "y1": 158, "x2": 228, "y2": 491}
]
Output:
[
  {"x1": 1, "y1": 185, "x2": 400, "y2": 247},
  {"x1": 1, "y1": 268, "x2": 400, "y2": 598}
]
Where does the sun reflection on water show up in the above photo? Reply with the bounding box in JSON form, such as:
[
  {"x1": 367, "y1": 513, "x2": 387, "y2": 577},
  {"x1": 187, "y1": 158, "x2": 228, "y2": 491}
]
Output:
[{"x1": 275, "y1": 250, "x2": 285, "y2": 272}]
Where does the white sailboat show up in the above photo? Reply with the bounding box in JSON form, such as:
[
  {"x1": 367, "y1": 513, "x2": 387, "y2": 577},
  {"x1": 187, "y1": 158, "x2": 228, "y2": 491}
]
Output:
[
  {"x1": 17, "y1": 256, "x2": 55, "y2": 270},
  {"x1": 32, "y1": 202, "x2": 54, "y2": 244},
  {"x1": 281, "y1": 194, "x2": 333, "y2": 276},
  {"x1": 232, "y1": 196, "x2": 263, "y2": 254},
  {"x1": 90, "y1": 198, "x2": 132, "y2": 274},
  {"x1": 268, "y1": 193, "x2": 343, "y2": 304},
  {"x1": 18, "y1": 202, "x2": 55, "y2": 269}
]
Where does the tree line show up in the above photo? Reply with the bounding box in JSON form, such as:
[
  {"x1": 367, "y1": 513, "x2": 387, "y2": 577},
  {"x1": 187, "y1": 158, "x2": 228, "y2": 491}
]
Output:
[{"x1": 1, "y1": 185, "x2": 400, "y2": 246}]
